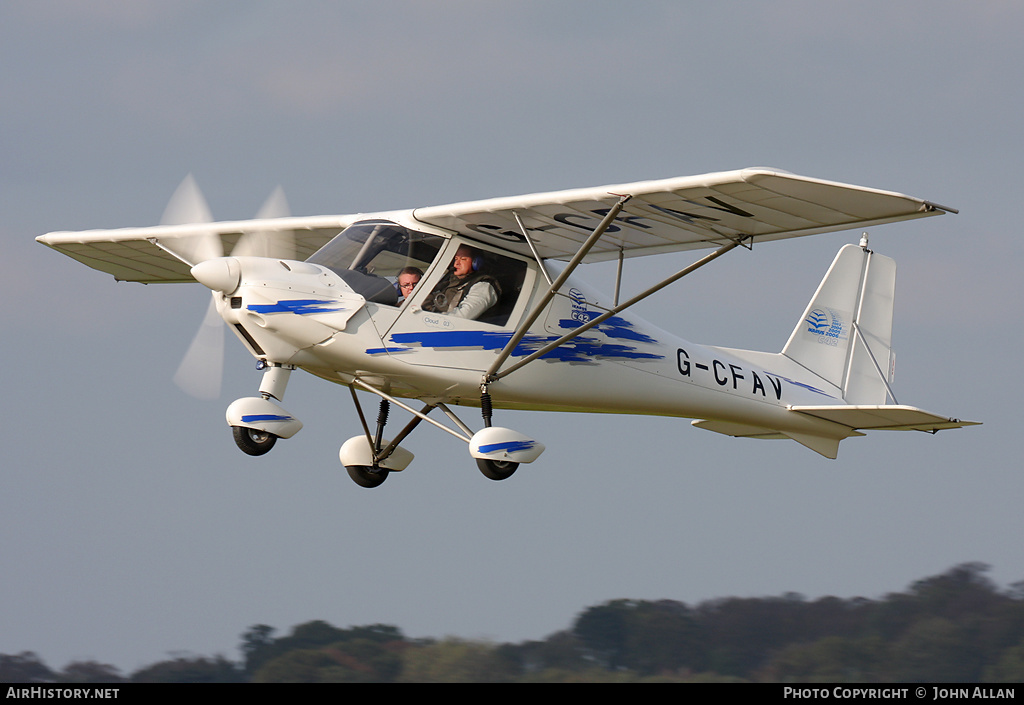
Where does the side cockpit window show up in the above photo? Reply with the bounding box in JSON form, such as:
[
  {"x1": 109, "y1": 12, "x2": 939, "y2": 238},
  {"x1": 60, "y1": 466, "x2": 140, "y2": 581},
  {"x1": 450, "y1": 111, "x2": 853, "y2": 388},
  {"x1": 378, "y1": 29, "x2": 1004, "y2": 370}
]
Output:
[
  {"x1": 482, "y1": 255, "x2": 527, "y2": 326},
  {"x1": 307, "y1": 220, "x2": 443, "y2": 305},
  {"x1": 419, "y1": 242, "x2": 527, "y2": 327}
]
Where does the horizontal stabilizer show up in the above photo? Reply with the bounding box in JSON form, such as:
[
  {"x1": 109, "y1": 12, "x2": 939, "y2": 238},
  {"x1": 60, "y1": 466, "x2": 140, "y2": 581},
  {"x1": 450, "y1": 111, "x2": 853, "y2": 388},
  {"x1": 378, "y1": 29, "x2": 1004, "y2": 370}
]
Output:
[
  {"x1": 692, "y1": 419, "x2": 858, "y2": 459},
  {"x1": 691, "y1": 419, "x2": 787, "y2": 440},
  {"x1": 693, "y1": 404, "x2": 977, "y2": 459},
  {"x1": 791, "y1": 405, "x2": 980, "y2": 432}
]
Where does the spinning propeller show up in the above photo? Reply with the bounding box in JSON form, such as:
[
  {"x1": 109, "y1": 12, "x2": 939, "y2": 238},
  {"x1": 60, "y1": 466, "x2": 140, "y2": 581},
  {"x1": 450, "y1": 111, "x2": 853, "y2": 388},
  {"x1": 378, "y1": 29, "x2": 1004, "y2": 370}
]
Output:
[{"x1": 164, "y1": 175, "x2": 294, "y2": 399}]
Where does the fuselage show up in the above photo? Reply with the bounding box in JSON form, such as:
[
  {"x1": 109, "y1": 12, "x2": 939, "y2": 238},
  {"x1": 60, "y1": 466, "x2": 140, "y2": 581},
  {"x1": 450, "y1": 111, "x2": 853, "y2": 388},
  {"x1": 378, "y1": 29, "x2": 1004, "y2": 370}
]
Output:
[{"x1": 213, "y1": 248, "x2": 850, "y2": 442}]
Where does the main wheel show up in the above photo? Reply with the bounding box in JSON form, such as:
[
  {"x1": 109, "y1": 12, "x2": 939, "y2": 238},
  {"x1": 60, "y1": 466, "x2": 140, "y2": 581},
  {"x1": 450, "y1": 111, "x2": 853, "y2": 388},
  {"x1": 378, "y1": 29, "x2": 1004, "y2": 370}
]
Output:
[
  {"x1": 476, "y1": 458, "x2": 519, "y2": 481},
  {"x1": 232, "y1": 426, "x2": 278, "y2": 456},
  {"x1": 346, "y1": 465, "x2": 389, "y2": 488}
]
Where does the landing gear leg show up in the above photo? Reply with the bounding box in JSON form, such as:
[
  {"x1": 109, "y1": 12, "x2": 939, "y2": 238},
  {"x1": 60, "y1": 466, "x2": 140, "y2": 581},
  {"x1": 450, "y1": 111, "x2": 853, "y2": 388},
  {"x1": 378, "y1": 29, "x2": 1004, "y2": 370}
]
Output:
[
  {"x1": 228, "y1": 362, "x2": 301, "y2": 456},
  {"x1": 373, "y1": 399, "x2": 390, "y2": 456},
  {"x1": 343, "y1": 388, "x2": 432, "y2": 489},
  {"x1": 257, "y1": 361, "x2": 293, "y2": 401},
  {"x1": 480, "y1": 384, "x2": 494, "y2": 429},
  {"x1": 356, "y1": 399, "x2": 393, "y2": 486},
  {"x1": 343, "y1": 397, "x2": 392, "y2": 487},
  {"x1": 343, "y1": 378, "x2": 540, "y2": 486},
  {"x1": 475, "y1": 384, "x2": 518, "y2": 480}
]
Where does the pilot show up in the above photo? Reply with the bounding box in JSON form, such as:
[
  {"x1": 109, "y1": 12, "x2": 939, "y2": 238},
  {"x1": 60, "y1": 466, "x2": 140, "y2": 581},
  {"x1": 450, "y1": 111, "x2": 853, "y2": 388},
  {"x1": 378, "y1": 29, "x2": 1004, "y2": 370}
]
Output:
[
  {"x1": 396, "y1": 266, "x2": 423, "y2": 305},
  {"x1": 423, "y1": 245, "x2": 500, "y2": 320}
]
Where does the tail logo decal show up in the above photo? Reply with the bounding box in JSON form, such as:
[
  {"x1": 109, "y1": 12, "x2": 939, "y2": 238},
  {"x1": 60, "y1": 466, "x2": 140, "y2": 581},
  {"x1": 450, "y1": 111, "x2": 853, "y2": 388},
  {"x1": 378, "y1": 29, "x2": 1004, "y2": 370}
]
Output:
[{"x1": 804, "y1": 307, "x2": 848, "y2": 347}]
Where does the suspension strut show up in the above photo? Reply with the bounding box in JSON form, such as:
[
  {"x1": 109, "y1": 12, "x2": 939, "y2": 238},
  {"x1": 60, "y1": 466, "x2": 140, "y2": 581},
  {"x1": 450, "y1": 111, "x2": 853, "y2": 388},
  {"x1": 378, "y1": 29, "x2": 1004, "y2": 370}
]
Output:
[
  {"x1": 373, "y1": 399, "x2": 390, "y2": 453},
  {"x1": 480, "y1": 384, "x2": 493, "y2": 428}
]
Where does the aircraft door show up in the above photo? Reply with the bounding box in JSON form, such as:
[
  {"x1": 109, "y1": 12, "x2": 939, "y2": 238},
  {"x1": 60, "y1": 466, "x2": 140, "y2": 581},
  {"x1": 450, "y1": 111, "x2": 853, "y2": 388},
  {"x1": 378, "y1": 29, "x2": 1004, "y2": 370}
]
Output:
[{"x1": 382, "y1": 238, "x2": 534, "y2": 372}]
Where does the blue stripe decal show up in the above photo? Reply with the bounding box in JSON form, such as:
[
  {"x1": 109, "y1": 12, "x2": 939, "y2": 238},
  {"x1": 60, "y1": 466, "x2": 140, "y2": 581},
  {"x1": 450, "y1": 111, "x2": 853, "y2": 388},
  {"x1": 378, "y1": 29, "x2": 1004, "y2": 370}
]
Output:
[
  {"x1": 248, "y1": 299, "x2": 346, "y2": 315},
  {"x1": 388, "y1": 330, "x2": 663, "y2": 364},
  {"x1": 557, "y1": 312, "x2": 658, "y2": 344},
  {"x1": 241, "y1": 414, "x2": 293, "y2": 423},
  {"x1": 365, "y1": 346, "x2": 413, "y2": 355},
  {"x1": 478, "y1": 440, "x2": 536, "y2": 454},
  {"x1": 769, "y1": 374, "x2": 835, "y2": 398}
]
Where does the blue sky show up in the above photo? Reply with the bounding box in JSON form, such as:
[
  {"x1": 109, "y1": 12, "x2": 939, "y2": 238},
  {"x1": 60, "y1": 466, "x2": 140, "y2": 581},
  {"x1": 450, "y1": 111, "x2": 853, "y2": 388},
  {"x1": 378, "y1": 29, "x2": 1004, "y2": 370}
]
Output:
[{"x1": 2, "y1": 1, "x2": 1021, "y2": 672}]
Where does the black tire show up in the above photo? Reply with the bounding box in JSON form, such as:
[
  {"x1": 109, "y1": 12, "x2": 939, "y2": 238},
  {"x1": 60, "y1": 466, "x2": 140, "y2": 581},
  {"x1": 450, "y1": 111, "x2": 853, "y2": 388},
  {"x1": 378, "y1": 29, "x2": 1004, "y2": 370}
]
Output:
[
  {"x1": 346, "y1": 465, "x2": 389, "y2": 488},
  {"x1": 476, "y1": 458, "x2": 519, "y2": 481},
  {"x1": 232, "y1": 426, "x2": 278, "y2": 456}
]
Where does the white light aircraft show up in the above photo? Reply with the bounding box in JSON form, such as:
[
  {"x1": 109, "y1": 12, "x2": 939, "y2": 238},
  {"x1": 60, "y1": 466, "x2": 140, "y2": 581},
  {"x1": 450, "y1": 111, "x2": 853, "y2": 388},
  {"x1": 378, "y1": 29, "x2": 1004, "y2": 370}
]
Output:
[{"x1": 38, "y1": 168, "x2": 978, "y2": 487}]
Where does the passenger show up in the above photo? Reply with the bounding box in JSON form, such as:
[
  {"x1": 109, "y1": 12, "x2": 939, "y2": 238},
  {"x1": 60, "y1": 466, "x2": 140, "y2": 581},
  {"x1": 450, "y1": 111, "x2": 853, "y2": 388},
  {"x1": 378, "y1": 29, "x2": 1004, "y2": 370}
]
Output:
[
  {"x1": 396, "y1": 266, "x2": 423, "y2": 305},
  {"x1": 423, "y1": 245, "x2": 500, "y2": 320}
]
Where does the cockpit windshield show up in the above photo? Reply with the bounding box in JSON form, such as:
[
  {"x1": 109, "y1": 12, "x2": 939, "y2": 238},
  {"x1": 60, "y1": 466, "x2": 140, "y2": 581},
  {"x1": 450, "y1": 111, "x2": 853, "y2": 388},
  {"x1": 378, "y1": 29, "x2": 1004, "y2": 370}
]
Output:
[{"x1": 306, "y1": 220, "x2": 444, "y2": 305}]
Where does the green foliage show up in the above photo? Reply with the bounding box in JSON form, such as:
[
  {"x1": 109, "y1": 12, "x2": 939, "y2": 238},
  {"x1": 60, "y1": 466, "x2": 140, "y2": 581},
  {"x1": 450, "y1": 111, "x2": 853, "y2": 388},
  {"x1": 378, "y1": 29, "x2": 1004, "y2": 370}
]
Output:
[
  {"x1": 56, "y1": 661, "x2": 125, "y2": 683},
  {"x1": 130, "y1": 655, "x2": 243, "y2": 683},
  {"x1": 757, "y1": 635, "x2": 886, "y2": 682},
  {"x1": 984, "y1": 638, "x2": 1024, "y2": 682},
  {"x1": 398, "y1": 638, "x2": 515, "y2": 683},
  {"x1": 239, "y1": 623, "x2": 275, "y2": 674},
  {"x1": 253, "y1": 637, "x2": 405, "y2": 683},
  {"x1": 250, "y1": 649, "x2": 339, "y2": 683},
  {"x1": 243, "y1": 623, "x2": 407, "y2": 683},
  {"x1": 6, "y1": 562, "x2": 1024, "y2": 683},
  {"x1": 241, "y1": 620, "x2": 404, "y2": 679},
  {"x1": 0, "y1": 652, "x2": 55, "y2": 683},
  {"x1": 887, "y1": 617, "x2": 976, "y2": 682},
  {"x1": 573, "y1": 599, "x2": 702, "y2": 674}
]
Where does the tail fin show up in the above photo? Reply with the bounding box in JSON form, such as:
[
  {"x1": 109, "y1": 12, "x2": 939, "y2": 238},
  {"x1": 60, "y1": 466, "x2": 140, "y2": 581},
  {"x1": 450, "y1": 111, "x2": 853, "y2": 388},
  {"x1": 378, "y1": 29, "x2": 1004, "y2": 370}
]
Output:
[
  {"x1": 781, "y1": 240, "x2": 896, "y2": 405},
  {"x1": 696, "y1": 239, "x2": 978, "y2": 458}
]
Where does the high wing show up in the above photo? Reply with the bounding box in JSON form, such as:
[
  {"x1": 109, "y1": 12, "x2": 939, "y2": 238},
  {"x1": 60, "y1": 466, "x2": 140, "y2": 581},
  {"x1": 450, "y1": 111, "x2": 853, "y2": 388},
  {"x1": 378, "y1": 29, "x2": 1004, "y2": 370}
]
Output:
[
  {"x1": 36, "y1": 215, "x2": 363, "y2": 284},
  {"x1": 413, "y1": 167, "x2": 955, "y2": 262},
  {"x1": 36, "y1": 168, "x2": 954, "y2": 283}
]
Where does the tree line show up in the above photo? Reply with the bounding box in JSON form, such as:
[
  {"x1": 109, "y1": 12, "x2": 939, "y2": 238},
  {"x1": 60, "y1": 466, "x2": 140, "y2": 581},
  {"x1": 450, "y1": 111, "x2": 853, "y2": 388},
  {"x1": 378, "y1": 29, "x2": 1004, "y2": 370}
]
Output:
[{"x1": 3, "y1": 563, "x2": 1023, "y2": 683}]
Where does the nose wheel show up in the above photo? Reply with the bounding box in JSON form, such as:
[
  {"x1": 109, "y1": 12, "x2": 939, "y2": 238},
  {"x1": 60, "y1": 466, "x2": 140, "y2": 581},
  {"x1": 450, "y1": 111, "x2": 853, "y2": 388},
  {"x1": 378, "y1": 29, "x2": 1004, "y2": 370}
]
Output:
[
  {"x1": 232, "y1": 426, "x2": 279, "y2": 456},
  {"x1": 226, "y1": 363, "x2": 302, "y2": 457}
]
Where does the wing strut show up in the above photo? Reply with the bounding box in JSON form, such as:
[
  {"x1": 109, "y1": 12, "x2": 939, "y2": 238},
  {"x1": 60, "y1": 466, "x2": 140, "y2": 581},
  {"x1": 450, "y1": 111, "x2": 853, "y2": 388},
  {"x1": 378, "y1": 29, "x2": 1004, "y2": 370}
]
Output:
[
  {"x1": 613, "y1": 248, "x2": 624, "y2": 306},
  {"x1": 484, "y1": 195, "x2": 631, "y2": 383},
  {"x1": 486, "y1": 235, "x2": 749, "y2": 383},
  {"x1": 147, "y1": 237, "x2": 205, "y2": 268},
  {"x1": 513, "y1": 211, "x2": 553, "y2": 287}
]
